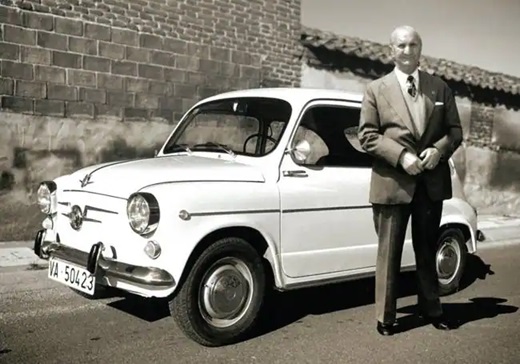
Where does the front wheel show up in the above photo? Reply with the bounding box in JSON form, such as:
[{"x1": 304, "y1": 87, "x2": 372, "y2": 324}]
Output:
[
  {"x1": 436, "y1": 227, "x2": 468, "y2": 296},
  {"x1": 169, "y1": 237, "x2": 266, "y2": 347}
]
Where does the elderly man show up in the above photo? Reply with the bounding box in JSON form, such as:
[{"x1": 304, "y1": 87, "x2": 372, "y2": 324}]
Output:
[{"x1": 358, "y1": 25, "x2": 463, "y2": 336}]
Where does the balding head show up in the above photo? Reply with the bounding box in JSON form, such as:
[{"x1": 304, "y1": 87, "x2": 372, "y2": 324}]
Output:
[
  {"x1": 390, "y1": 25, "x2": 422, "y2": 47},
  {"x1": 389, "y1": 25, "x2": 422, "y2": 74}
]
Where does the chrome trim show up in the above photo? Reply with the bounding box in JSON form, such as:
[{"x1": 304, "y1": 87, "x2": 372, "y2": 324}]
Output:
[
  {"x1": 69, "y1": 205, "x2": 84, "y2": 230},
  {"x1": 40, "y1": 241, "x2": 175, "y2": 288},
  {"x1": 61, "y1": 212, "x2": 101, "y2": 224},
  {"x1": 60, "y1": 204, "x2": 118, "y2": 215},
  {"x1": 84, "y1": 206, "x2": 119, "y2": 214},
  {"x1": 188, "y1": 205, "x2": 372, "y2": 217},
  {"x1": 279, "y1": 265, "x2": 416, "y2": 291},
  {"x1": 60, "y1": 204, "x2": 118, "y2": 226},
  {"x1": 282, "y1": 170, "x2": 308, "y2": 177},
  {"x1": 190, "y1": 209, "x2": 279, "y2": 217},
  {"x1": 127, "y1": 192, "x2": 160, "y2": 235},
  {"x1": 80, "y1": 173, "x2": 93, "y2": 187},
  {"x1": 87, "y1": 241, "x2": 104, "y2": 274},
  {"x1": 40, "y1": 181, "x2": 57, "y2": 193},
  {"x1": 436, "y1": 237, "x2": 462, "y2": 285},
  {"x1": 62, "y1": 190, "x2": 127, "y2": 200},
  {"x1": 139, "y1": 179, "x2": 265, "y2": 191},
  {"x1": 33, "y1": 229, "x2": 45, "y2": 257},
  {"x1": 77, "y1": 158, "x2": 138, "y2": 189},
  {"x1": 283, "y1": 205, "x2": 372, "y2": 213}
]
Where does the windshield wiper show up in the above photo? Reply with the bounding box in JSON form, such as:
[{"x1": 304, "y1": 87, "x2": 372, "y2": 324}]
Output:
[
  {"x1": 192, "y1": 142, "x2": 236, "y2": 158},
  {"x1": 168, "y1": 144, "x2": 193, "y2": 154}
]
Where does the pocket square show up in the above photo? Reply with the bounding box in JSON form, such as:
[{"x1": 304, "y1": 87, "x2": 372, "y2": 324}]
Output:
[{"x1": 434, "y1": 101, "x2": 444, "y2": 106}]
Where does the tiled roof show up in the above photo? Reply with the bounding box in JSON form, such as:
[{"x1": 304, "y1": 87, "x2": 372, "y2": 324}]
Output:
[{"x1": 300, "y1": 26, "x2": 520, "y2": 95}]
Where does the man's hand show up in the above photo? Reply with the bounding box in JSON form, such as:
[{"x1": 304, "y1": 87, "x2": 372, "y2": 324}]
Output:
[
  {"x1": 399, "y1": 151, "x2": 424, "y2": 175},
  {"x1": 419, "y1": 147, "x2": 441, "y2": 170}
]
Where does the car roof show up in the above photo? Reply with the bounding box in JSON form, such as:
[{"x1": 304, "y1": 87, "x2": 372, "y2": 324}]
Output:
[{"x1": 196, "y1": 87, "x2": 364, "y2": 106}]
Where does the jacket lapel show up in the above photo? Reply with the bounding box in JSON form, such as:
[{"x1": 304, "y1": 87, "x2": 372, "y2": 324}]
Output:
[{"x1": 381, "y1": 72, "x2": 417, "y2": 136}]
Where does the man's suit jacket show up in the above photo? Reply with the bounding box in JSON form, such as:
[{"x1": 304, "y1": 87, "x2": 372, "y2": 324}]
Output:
[{"x1": 358, "y1": 70, "x2": 463, "y2": 204}]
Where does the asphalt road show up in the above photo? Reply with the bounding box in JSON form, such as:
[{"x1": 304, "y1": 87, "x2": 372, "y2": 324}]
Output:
[{"x1": 1, "y1": 242, "x2": 519, "y2": 364}]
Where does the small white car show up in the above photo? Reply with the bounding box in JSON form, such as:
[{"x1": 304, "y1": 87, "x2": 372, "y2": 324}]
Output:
[{"x1": 34, "y1": 88, "x2": 479, "y2": 346}]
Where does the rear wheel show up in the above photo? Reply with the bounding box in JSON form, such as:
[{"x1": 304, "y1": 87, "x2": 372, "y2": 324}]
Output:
[
  {"x1": 169, "y1": 237, "x2": 266, "y2": 346},
  {"x1": 436, "y1": 227, "x2": 467, "y2": 296}
]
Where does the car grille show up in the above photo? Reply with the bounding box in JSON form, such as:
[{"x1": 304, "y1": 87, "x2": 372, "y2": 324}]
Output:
[{"x1": 55, "y1": 190, "x2": 129, "y2": 250}]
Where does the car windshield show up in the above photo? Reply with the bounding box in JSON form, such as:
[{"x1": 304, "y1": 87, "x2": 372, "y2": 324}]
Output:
[{"x1": 162, "y1": 97, "x2": 292, "y2": 157}]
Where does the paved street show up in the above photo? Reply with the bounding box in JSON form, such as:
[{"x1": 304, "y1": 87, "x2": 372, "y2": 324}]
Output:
[{"x1": 1, "y1": 218, "x2": 520, "y2": 364}]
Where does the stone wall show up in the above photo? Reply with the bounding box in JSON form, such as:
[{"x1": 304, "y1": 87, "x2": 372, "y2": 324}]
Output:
[{"x1": 0, "y1": 0, "x2": 302, "y2": 241}]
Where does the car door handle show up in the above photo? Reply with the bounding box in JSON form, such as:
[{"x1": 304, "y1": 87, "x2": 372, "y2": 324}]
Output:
[{"x1": 283, "y1": 170, "x2": 308, "y2": 177}]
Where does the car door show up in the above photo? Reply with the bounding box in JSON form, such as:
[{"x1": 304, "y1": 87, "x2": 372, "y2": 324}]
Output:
[{"x1": 278, "y1": 101, "x2": 380, "y2": 278}]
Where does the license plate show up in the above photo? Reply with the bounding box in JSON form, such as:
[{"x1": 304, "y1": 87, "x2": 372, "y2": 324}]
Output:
[{"x1": 48, "y1": 258, "x2": 96, "y2": 295}]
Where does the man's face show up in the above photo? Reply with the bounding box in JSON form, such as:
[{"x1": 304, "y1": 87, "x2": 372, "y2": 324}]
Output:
[{"x1": 390, "y1": 29, "x2": 422, "y2": 74}]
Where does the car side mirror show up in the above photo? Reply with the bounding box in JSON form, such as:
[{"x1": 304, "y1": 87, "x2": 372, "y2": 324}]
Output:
[{"x1": 288, "y1": 140, "x2": 311, "y2": 163}]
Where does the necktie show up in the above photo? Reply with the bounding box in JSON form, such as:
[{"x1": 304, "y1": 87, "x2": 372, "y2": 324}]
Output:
[{"x1": 406, "y1": 75, "x2": 417, "y2": 97}]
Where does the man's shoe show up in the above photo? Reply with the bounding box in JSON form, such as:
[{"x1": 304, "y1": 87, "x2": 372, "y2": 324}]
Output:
[
  {"x1": 376, "y1": 321, "x2": 395, "y2": 336},
  {"x1": 430, "y1": 316, "x2": 457, "y2": 330},
  {"x1": 420, "y1": 314, "x2": 457, "y2": 330}
]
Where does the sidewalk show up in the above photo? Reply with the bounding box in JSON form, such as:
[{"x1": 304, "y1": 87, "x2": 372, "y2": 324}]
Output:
[
  {"x1": 476, "y1": 213, "x2": 520, "y2": 230},
  {"x1": 1, "y1": 214, "x2": 520, "y2": 269},
  {"x1": 475, "y1": 214, "x2": 520, "y2": 245},
  {"x1": 0, "y1": 240, "x2": 48, "y2": 268}
]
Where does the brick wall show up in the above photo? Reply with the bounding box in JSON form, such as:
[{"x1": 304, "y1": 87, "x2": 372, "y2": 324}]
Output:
[
  {"x1": 0, "y1": 0, "x2": 302, "y2": 122},
  {"x1": 467, "y1": 103, "x2": 496, "y2": 150}
]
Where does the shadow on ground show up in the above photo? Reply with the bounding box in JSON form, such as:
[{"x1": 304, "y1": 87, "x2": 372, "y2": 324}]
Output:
[
  {"x1": 392, "y1": 254, "x2": 517, "y2": 333},
  {"x1": 98, "y1": 253, "x2": 515, "y2": 340},
  {"x1": 459, "y1": 253, "x2": 496, "y2": 290},
  {"x1": 252, "y1": 253, "x2": 507, "y2": 338},
  {"x1": 394, "y1": 296, "x2": 518, "y2": 333},
  {"x1": 106, "y1": 292, "x2": 170, "y2": 323}
]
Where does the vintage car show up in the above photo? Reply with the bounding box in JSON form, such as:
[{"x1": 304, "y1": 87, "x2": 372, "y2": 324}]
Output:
[{"x1": 34, "y1": 87, "x2": 479, "y2": 346}]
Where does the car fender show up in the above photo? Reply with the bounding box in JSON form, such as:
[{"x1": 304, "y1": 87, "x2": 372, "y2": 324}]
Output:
[
  {"x1": 182, "y1": 219, "x2": 284, "y2": 289},
  {"x1": 141, "y1": 181, "x2": 284, "y2": 292},
  {"x1": 439, "y1": 214, "x2": 477, "y2": 253}
]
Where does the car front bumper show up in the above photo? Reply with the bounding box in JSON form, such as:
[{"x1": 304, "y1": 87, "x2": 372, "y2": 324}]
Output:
[{"x1": 33, "y1": 229, "x2": 176, "y2": 290}]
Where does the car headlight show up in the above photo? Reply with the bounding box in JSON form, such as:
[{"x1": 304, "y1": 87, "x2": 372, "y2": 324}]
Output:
[
  {"x1": 127, "y1": 193, "x2": 160, "y2": 235},
  {"x1": 37, "y1": 181, "x2": 57, "y2": 214}
]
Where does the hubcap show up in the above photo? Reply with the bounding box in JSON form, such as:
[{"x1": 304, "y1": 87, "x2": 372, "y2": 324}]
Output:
[
  {"x1": 436, "y1": 237, "x2": 461, "y2": 285},
  {"x1": 199, "y1": 257, "x2": 254, "y2": 328}
]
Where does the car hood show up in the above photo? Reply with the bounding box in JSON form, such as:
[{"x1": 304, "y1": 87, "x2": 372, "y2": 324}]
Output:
[{"x1": 61, "y1": 155, "x2": 265, "y2": 198}]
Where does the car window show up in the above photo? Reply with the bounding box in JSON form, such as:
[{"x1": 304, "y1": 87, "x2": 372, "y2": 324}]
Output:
[
  {"x1": 163, "y1": 97, "x2": 292, "y2": 157},
  {"x1": 292, "y1": 104, "x2": 373, "y2": 168},
  {"x1": 268, "y1": 120, "x2": 286, "y2": 152},
  {"x1": 179, "y1": 113, "x2": 260, "y2": 152}
]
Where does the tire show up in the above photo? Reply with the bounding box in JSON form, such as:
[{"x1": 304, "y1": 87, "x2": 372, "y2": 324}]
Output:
[
  {"x1": 169, "y1": 237, "x2": 266, "y2": 347},
  {"x1": 436, "y1": 227, "x2": 468, "y2": 296}
]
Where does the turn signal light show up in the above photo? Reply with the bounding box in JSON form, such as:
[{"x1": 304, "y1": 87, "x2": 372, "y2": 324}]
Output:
[{"x1": 144, "y1": 241, "x2": 161, "y2": 259}]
